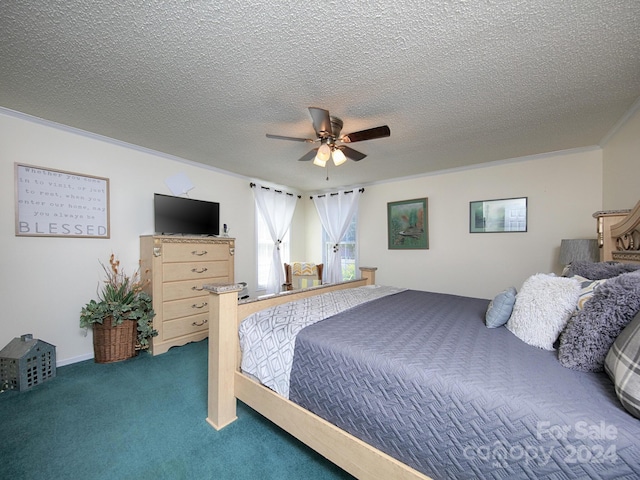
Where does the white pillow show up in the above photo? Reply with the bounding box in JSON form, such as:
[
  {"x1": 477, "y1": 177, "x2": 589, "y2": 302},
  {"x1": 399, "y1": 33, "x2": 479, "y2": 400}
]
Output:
[{"x1": 506, "y1": 273, "x2": 581, "y2": 350}]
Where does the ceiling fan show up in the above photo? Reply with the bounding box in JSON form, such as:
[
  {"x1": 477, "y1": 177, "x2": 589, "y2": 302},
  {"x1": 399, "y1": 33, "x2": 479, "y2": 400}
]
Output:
[{"x1": 266, "y1": 107, "x2": 390, "y2": 167}]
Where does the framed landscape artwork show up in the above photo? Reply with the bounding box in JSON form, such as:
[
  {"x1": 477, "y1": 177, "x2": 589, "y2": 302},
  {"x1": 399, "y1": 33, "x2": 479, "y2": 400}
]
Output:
[
  {"x1": 469, "y1": 197, "x2": 527, "y2": 233},
  {"x1": 387, "y1": 198, "x2": 429, "y2": 249}
]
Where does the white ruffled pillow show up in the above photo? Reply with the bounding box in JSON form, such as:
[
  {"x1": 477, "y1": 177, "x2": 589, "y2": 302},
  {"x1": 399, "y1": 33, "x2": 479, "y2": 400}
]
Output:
[{"x1": 506, "y1": 274, "x2": 581, "y2": 350}]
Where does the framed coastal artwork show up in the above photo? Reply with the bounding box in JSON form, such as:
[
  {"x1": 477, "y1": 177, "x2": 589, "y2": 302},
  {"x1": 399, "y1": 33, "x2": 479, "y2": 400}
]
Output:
[{"x1": 387, "y1": 197, "x2": 429, "y2": 249}]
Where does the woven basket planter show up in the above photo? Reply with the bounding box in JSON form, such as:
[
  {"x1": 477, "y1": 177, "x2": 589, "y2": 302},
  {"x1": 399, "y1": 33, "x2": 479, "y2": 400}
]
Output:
[{"x1": 92, "y1": 318, "x2": 137, "y2": 363}]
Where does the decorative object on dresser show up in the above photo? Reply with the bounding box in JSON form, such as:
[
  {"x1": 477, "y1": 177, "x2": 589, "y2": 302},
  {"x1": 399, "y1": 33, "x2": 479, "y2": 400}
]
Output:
[
  {"x1": 79, "y1": 254, "x2": 157, "y2": 363},
  {"x1": 140, "y1": 235, "x2": 234, "y2": 355}
]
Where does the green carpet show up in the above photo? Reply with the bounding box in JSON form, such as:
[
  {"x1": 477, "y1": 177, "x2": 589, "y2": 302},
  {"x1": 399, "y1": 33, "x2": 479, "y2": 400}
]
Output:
[{"x1": 0, "y1": 339, "x2": 354, "y2": 480}]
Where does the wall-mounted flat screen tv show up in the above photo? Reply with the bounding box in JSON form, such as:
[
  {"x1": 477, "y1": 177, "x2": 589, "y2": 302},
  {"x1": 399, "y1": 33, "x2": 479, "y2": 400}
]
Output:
[{"x1": 154, "y1": 193, "x2": 220, "y2": 236}]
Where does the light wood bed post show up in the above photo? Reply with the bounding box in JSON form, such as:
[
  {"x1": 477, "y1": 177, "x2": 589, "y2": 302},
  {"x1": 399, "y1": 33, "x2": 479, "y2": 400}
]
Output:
[
  {"x1": 359, "y1": 266, "x2": 376, "y2": 285},
  {"x1": 206, "y1": 283, "x2": 243, "y2": 430},
  {"x1": 205, "y1": 267, "x2": 376, "y2": 430}
]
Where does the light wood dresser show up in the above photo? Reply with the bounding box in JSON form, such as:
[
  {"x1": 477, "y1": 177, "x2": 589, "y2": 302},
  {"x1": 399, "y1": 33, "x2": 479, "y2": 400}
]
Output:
[{"x1": 140, "y1": 235, "x2": 235, "y2": 355}]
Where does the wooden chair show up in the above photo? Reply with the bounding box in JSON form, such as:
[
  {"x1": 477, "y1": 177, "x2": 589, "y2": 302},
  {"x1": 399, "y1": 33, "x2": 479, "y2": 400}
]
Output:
[{"x1": 283, "y1": 262, "x2": 323, "y2": 291}]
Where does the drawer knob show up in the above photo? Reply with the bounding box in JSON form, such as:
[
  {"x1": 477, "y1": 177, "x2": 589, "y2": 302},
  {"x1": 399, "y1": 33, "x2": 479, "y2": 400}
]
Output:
[
  {"x1": 192, "y1": 302, "x2": 208, "y2": 309},
  {"x1": 191, "y1": 285, "x2": 204, "y2": 291},
  {"x1": 191, "y1": 267, "x2": 208, "y2": 274},
  {"x1": 191, "y1": 250, "x2": 208, "y2": 256},
  {"x1": 192, "y1": 319, "x2": 209, "y2": 327}
]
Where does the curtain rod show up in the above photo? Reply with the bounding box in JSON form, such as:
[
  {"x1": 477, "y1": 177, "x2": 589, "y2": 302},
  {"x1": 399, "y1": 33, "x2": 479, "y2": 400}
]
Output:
[
  {"x1": 249, "y1": 182, "x2": 301, "y2": 198},
  {"x1": 310, "y1": 187, "x2": 365, "y2": 199}
]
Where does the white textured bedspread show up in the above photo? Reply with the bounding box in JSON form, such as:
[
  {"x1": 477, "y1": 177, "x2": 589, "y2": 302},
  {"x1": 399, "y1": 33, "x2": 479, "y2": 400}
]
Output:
[{"x1": 239, "y1": 285, "x2": 405, "y2": 398}]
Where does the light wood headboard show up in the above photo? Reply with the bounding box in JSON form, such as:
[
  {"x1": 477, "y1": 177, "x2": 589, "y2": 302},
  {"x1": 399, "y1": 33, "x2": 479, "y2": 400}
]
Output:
[{"x1": 594, "y1": 200, "x2": 640, "y2": 264}]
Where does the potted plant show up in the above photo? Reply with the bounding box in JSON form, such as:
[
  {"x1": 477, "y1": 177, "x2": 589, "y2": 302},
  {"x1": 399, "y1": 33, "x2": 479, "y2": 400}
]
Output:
[{"x1": 80, "y1": 254, "x2": 157, "y2": 363}]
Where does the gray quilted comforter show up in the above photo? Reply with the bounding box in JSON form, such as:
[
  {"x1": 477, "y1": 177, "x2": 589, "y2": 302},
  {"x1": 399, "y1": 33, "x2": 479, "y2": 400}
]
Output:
[
  {"x1": 239, "y1": 285, "x2": 405, "y2": 398},
  {"x1": 288, "y1": 290, "x2": 640, "y2": 479}
]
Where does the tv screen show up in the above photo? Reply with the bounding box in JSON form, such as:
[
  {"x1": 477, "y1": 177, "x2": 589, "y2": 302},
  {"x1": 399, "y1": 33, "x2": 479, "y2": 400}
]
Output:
[{"x1": 154, "y1": 193, "x2": 220, "y2": 236}]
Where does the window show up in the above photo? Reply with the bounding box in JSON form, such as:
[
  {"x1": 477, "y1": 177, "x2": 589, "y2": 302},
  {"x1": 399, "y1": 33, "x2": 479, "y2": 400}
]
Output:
[
  {"x1": 256, "y1": 209, "x2": 290, "y2": 291},
  {"x1": 322, "y1": 214, "x2": 358, "y2": 281}
]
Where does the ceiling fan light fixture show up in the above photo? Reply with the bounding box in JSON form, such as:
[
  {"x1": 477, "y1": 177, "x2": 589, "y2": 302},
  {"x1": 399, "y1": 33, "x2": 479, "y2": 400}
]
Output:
[
  {"x1": 317, "y1": 143, "x2": 331, "y2": 161},
  {"x1": 266, "y1": 107, "x2": 390, "y2": 168},
  {"x1": 313, "y1": 155, "x2": 327, "y2": 167},
  {"x1": 332, "y1": 148, "x2": 347, "y2": 166}
]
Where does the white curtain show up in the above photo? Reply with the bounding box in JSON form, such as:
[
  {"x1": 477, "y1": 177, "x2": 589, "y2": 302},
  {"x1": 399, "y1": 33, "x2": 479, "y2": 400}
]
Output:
[
  {"x1": 312, "y1": 189, "x2": 362, "y2": 284},
  {"x1": 253, "y1": 185, "x2": 298, "y2": 294}
]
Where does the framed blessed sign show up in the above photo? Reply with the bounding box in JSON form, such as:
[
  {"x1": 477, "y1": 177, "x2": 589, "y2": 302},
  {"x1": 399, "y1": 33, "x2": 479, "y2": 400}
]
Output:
[
  {"x1": 469, "y1": 197, "x2": 527, "y2": 233},
  {"x1": 387, "y1": 197, "x2": 429, "y2": 249},
  {"x1": 15, "y1": 163, "x2": 110, "y2": 238}
]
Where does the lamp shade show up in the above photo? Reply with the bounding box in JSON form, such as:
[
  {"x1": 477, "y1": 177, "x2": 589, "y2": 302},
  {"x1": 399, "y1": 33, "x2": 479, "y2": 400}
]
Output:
[
  {"x1": 332, "y1": 148, "x2": 347, "y2": 166},
  {"x1": 559, "y1": 239, "x2": 599, "y2": 265},
  {"x1": 317, "y1": 143, "x2": 331, "y2": 161},
  {"x1": 313, "y1": 156, "x2": 327, "y2": 167}
]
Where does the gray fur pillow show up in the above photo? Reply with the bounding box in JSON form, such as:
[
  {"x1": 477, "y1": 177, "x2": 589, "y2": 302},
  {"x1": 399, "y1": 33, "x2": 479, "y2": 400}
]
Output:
[
  {"x1": 566, "y1": 261, "x2": 640, "y2": 280},
  {"x1": 558, "y1": 270, "x2": 640, "y2": 372}
]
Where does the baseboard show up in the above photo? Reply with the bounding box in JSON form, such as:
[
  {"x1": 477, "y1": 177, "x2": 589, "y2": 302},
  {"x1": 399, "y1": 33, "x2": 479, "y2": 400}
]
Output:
[{"x1": 57, "y1": 353, "x2": 93, "y2": 367}]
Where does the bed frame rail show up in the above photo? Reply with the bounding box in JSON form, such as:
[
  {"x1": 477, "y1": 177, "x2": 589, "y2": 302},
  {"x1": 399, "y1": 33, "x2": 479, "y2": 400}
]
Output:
[
  {"x1": 204, "y1": 267, "x2": 431, "y2": 479},
  {"x1": 205, "y1": 267, "x2": 377, "y2": 430}
]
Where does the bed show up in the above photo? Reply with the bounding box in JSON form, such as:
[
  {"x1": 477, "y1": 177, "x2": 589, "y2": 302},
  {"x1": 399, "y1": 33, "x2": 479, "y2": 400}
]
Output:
[{"x1": 204, "y1": 202, "x2": 640, "y2": 480}]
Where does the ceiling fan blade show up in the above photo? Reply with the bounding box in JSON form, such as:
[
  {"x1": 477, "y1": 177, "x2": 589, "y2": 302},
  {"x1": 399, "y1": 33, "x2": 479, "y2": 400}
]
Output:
[
  {"x1": 298, "y1": 149, "x2": 318, "y2": 162},
  {"x1": 308, "y1": 107, "x2": 332, "y2": 136},
  {"x1": 341, "y1": 125, "x2": 390, "y2": 143},
  {"x1": 266, "y1": 133, "x2": 314, "y2": 142},
  {"x1": 340, "y1": 146, "x2": 367, "y2": 161}
]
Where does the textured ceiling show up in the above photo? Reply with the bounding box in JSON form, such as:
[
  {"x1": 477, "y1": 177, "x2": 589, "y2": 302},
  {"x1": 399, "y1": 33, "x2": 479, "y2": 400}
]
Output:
[{"x1": 1, "y1": 1, "x2": 639, "y2": 192}]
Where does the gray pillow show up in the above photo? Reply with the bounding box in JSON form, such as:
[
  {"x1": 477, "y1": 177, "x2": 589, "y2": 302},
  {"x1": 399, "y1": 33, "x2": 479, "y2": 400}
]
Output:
[
  {"x1": 485, "y1": 287, "x2": 517, "y2": 328},
  {"x1": 605, "y1": 311, "x2": 640, "y2": 418},
  {"x1": 558, "y1": 271, "x2": 640, "y2": 372},
  {"x1": 565, "y1": 261, "x2": 640, "y2": 280}
]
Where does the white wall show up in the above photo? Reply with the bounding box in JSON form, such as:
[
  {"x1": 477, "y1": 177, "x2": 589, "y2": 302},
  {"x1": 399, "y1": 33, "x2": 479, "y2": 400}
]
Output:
[
  {"x1": 0, "y1": 111, "x2": 257, "y2": 365},
  {"x1": 602, "y1": 102, "x2": 640, "y2": 210},
  {"x1": 356, "y1": 149, "x2": 603, "y2": 299},
  {"x1": 3, "y1": 106, "x2": 625, "y2": 365}
]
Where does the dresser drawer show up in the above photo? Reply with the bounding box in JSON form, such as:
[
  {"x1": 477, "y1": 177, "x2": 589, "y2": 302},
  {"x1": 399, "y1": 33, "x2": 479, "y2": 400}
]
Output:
[
  {"x1": 163, "y1": 278, "x2": 218, "y2": 301},
  {"x1": 141, "y1": 235, "x2": 234, "y2": 356},
  {"x1": 162, "y1": 261, "x2": 229, "y2": 282},
  {"x1": 162, "y1": 313, "x2": 209, "y2": 340},
  {"x1": 163, "y1": 296, "x2": 209, "y2": 321},
  {"x1": 162, "y1": 242, "x2": 229, "y2": 263}
]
